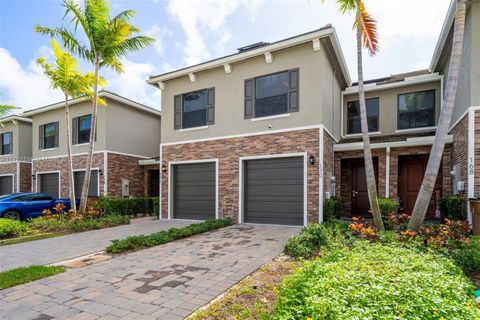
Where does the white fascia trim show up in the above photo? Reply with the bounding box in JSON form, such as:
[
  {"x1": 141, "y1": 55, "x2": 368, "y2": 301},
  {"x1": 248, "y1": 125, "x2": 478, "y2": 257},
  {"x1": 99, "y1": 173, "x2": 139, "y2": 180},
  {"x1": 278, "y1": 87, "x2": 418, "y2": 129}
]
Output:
[
  {"x1": 103, "y1": 151, "x2": 108, "y2": 196},
  {"x1": 0, "y1": 173, "x2": 15, "y2": 195},
  {"x1": 251, "y1": 113, "x2": 290, "y2": 122},
  {"x1": 238, "y1": 152, "x2": 308, "y2": 226},
  {"x1": 0, "y1": 160, "x2": 32, "y2": 164},
  {"x1": 328, "y1": 30, "x2": 352, "y2": 86},
  {"x1": 40, "y1": 148, "x2": 58, "y2": 152},
  {"x1": 159, "y1": 144, "x2": 163, "y2": 220},
  {"x1": 343, "y1": 73, "x2": 442, "y2": 95},
  {"x1": 0, "y1": 115, "x2": 32, "y2": 124},
  {"x1": 161, "y1": 124, "x2": 323, "y2": 146},
  {"x1": 395, "y1": 126, "x2": 437, "y2": 134},
  {"x1": 32, "y1": 150, "x2": 150, "y2": 161},
  {"x1": 344, "y1": 131, "x2": 382, "y2": 138},
  {"x1": 429, "y1": 0, "x2": 456, "y2": 72},
  {"x1": 385, "y1": 146, "x2": 390, "y2": 198},
  {"x1": 449, "y1": 106, "x2": 480, "y2": 132},
  {"x1": 322, "y1": 125, "x2": 339, "y2": 143},
  {"x1": 16, "y1": 162, "x2": 20, "y2": 193},
  {"x1": 138, "y1": 159, "x2": 160, "y2": 166},
  {"x1": 334, "y1": 135, "x2": 453, "y2": 152},
  {"x1": 179, "y1": 125, "x2": 209, "y2": 132},
  {"x1": 467, "y1": 107, "x2": 477, "y2": 224},
  {"x1": 319, "y1": 128, "x2": 324, "y2": 223},
  {"x1": 167, "y1": 159, "x2": 219, "y2": 220}
]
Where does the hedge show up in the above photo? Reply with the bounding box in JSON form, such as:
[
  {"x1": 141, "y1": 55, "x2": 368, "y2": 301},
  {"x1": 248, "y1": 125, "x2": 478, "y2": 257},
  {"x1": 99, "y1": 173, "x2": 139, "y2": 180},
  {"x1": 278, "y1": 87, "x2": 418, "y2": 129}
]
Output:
[{"x1": 96, "y1": 197, "x2": 159, "y2": 217}]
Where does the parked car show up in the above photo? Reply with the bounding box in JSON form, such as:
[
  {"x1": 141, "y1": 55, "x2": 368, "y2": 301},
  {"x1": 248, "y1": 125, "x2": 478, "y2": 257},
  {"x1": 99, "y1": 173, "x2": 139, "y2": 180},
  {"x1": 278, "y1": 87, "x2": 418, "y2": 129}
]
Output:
[{"x1": 0, "y1": 192, "x2": 78, "y2": 220}]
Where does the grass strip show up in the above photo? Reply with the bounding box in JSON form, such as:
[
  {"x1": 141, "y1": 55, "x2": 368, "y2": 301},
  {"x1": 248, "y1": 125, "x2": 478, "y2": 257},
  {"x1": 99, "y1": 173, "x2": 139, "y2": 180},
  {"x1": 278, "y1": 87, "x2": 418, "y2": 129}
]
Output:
[
  {"x1": 106, "y1": 218, "x2": 232, "y2": 254},
  {"x1": 0, "y1": 265, "x2": 65, "y2": 289},
  {"x1": 0, "y1": 232, "x2": 67, "y2": 246}
]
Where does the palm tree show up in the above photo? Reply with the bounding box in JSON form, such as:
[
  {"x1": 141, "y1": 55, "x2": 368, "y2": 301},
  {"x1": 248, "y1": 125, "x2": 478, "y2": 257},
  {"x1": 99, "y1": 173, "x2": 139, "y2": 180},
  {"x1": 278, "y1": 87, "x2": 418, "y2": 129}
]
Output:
[
  {"x1": 408, "y1": 0, "x2": 468, "y2": 231},
  {"x1": 0, "y1": 104, "x2": 17, "y2": 117},
  {"x1": 325, "y1": 0, "x2": 384, "y2": 230},
  {"x1": 37, "y1": 39, "x2": 104, "y2": 211},
  {"x1": 35, "y1": 0, "x2": 154, "y2": 213}
]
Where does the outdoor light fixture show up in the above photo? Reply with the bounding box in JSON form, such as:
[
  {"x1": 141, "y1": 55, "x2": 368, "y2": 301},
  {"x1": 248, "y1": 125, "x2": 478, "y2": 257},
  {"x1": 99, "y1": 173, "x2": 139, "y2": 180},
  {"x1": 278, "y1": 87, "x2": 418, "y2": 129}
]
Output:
[
  {"x1": 31, "y1": 174, "x2": 36, "y2": 180},
  {"x1": 309, "y1": 154, "x2": 315, "y2": 165},
  {"x1": 162, "y1": 164, "x2": 167, "y2": 173},
  {"x1": 99, "y1": 169, "x2": 104, "y2": 176}
]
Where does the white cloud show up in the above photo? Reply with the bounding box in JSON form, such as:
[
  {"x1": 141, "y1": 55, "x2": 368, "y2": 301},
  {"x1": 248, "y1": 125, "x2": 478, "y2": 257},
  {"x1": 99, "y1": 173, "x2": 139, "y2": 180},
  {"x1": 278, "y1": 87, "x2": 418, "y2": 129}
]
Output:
[
  {"x1": 145, "y1": 24, "x2": 172, "y2": 56},
  {"x1": 167, "y1": 0, "x2": 265, "y2": 65},
  {"x1": 0, "y1": 47, "x2": 63, "y2": 110}
]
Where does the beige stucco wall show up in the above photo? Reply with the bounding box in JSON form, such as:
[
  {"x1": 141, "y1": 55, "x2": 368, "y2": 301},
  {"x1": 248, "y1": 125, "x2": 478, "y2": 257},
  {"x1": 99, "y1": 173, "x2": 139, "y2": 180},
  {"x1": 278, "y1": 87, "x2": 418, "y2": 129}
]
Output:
[
  {"x1": 470, "y1": 1, "x2": 480, "y2": 107},
  {"x1": 0, "y1": 120, "x2": 32, "y2": 160},
  {"x1": 343, "y1": 81, "x2": 442, "y2": 137},
  {"x1": 105, "y1": 99, "x2": 161, "y2": 157},
  {"x1": 161, "y1": 42, "x2": 343, "y2": 143}
]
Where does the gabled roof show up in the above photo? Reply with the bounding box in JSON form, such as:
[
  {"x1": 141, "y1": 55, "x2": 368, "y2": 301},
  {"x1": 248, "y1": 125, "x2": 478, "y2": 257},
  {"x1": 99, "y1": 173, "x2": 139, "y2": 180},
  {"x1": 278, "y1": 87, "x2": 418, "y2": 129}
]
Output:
[
  {"x1": 147, "y1": 26, "x2": 352, "y2": 87},
  {"x1": 23, "y1": 90, "x2": 161, "y2": 117},
  {"x1": 429, "y1": 0, "x2": 456, "y2": 72},
  {"x1": 0, "y1": 115, "x2": 32, "y2": 124}
]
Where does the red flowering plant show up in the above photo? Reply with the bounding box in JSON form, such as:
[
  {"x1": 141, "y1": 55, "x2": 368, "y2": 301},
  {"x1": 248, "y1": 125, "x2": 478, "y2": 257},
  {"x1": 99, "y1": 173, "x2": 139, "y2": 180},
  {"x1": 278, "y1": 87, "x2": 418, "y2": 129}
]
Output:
[
  {"x1": 349, "y1": 217, "x2": 378, "y2": 241},
  {"x1": 54, "y1": 202, "x2": 66, "y2": 221},
  {"x1": 419, "y1": 219, "x2": 471, "y2": 248},
  {"x1": 386, "y1": 212, "x2": 411, "y2": 231},
  {"x1": 42, "y1": 208, "x2": 54, "y2": 219}
]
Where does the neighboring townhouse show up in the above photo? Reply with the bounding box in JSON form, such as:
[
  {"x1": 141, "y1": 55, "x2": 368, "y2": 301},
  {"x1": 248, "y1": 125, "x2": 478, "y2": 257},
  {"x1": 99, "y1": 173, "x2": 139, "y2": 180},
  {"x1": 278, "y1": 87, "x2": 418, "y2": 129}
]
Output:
[
  {"x1": 0, "y1": 115, "x2": 32, "y2": 195},
  {"x1": 23, "y1": 90, "x2": 161, "y2": 199},
  {"x1": 148, "y1": 26, "x2": 351, "y2": 226}
]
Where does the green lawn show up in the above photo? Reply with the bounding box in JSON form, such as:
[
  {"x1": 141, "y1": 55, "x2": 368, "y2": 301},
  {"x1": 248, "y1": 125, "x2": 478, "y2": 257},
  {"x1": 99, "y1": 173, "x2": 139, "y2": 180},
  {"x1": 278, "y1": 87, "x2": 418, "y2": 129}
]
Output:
[{"x1": 0, "y1": 265, "x2": 65, "y2": 289}]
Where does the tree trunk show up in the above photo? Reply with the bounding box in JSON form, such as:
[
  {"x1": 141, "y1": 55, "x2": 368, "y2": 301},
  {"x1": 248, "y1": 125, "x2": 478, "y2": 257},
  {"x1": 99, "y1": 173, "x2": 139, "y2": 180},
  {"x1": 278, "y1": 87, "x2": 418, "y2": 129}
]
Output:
[
  {"x1": 408, "y1": 0, "x2": 466, "y2": 231},
  {"x1": 64, "y1": 94, "x2": 76, "y2": 212},
  {"x1": 356, "y1": 3, "x2": 384, "y2": 231},
  {"x1": 79, "y1": 60, "x2": 100, "y2": 213}
]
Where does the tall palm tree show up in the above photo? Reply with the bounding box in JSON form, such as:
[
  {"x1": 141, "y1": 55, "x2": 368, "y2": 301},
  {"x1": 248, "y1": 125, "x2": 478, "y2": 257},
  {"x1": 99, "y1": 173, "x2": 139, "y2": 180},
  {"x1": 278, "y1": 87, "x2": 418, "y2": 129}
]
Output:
[
  {"x1": 35, "y1": 0, "x2": 154, "y2": 213},
  {"x1": 37, "y1": 39, "x2": 104, "y2": 211},
  {"x1": 0, "y1": 104, "x2": 17, "y2": 117},
  {"x1": 408, "y1": 0, "x2": 468, "y2": 231},
  {"x1": 325, "y1": 0, "x2": 384, "y2": 230}
]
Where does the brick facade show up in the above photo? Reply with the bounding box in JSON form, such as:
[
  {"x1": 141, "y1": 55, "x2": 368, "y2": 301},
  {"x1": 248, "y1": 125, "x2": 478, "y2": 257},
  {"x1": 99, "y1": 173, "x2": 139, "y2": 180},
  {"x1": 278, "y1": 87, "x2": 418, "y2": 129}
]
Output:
[
  {"x1": 107, "y1": 153, "x2": 146, "y2": 198},
  {"x1": 475, "y1": 109, "x2": 480, "y2": 196},
  {"x1": 0, "y1": 162, "x2": 32, "y2": 193},
  {"x1": 142, "y1": 164, "x2": 160, "y2": 197},
  {"x1": 161, "y1": 128, "x2": 327, "y2": 224},
  {"x1": 19, "y1": 163, "x2": 32, "y2": 192},
  {"x1": 450, "y1": 115, "x2": 469, "y2": 200}
]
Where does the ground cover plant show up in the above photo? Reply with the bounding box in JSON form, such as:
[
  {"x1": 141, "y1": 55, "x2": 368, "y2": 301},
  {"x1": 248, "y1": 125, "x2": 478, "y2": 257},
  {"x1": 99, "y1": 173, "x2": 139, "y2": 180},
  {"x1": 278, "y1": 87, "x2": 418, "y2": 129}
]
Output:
[
  {"x1": 0, "y1": 218, "x2": 29, "y2": 239},
  {"x1": 106, "y1": 218, "x2": 233, "y2": 254},
  {"x1": 0, "y1": 265, "x2": 65, "y2": 289}
]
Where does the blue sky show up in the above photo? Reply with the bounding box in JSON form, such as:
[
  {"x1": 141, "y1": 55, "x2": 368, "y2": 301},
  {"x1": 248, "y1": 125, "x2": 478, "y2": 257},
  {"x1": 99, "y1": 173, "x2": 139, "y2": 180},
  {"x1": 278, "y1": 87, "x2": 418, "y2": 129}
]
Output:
[{"x1": 0, "y1": 0, "x2": 451, "y2": 111}]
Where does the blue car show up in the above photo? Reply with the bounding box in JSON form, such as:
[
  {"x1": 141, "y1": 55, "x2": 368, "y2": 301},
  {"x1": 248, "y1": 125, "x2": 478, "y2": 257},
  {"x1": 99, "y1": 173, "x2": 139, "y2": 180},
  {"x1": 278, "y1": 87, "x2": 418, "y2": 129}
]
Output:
[{"x1": 0, "y1": 192, "x2": 77, "y2": 220}]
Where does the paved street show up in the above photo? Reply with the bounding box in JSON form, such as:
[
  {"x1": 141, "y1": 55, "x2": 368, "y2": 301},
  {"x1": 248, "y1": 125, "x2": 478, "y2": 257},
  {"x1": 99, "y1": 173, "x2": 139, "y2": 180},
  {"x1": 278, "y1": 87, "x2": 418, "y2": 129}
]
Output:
[
  {"x1": 0, "y1": 217, "x2": 193, "y2": 271},
  {"x1": 0, "y1": 224, "x2": 299, "y2": 320}
]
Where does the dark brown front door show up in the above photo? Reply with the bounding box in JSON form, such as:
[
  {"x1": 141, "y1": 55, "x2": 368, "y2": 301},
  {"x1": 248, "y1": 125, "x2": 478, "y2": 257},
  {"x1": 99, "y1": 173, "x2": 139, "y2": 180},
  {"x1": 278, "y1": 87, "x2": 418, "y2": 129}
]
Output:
[
  {"x1": 351, "y1": 160, "x2": 370, "y2": 216},
  {"x1": 148, "y1": 170, "x2": 160, "y2": 197},
  {"x1": 399, "y1": 156, "x2": 428, "y2": 214}
]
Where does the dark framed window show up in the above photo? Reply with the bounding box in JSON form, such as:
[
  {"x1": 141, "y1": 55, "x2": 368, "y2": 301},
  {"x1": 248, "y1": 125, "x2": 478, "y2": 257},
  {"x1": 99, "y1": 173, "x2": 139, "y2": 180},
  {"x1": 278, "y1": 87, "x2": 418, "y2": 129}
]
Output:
[
  {"x1": 397, "y1": 90, "x2": 435, "y2": 130},
  {"x1": 346, "y1": 98, "x2": 379, "y2": 134},
  {"x1": 39, "y1": 122, "x2": 59, "y2": 149},
  {"x1": 182, "y1": 89, "x2": 207, "y2": 129},
  {"x1": 73, "y1": 114, "x2": 92, "y2": 144},
  {"x1": 255, "y1": 71, "x2": 289, "y2": 117},
  {"x1": 1, "y1": 132, "x2": 13, "y2": 155}
]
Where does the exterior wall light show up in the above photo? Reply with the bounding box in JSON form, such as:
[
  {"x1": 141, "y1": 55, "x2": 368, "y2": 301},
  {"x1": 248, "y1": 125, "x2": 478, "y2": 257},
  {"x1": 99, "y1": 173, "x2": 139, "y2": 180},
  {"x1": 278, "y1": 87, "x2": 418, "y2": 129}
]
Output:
[
  {"x1": 99, "y1": 169, "x2": 104, "y2": 176},
  {"x1": 309, "y1": 154, "x2": 315, "y2": 165},
  {"x1": 162, "y1": 164, "x2": 167, "y2": 173}
]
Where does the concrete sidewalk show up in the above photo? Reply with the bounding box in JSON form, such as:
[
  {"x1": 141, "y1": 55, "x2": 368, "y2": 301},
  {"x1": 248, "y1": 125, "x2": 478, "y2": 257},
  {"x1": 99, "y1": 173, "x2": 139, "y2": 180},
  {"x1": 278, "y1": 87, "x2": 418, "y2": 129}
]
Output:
[{"x1": 0, "y1": 217, "x2": 193, "y2": 271}]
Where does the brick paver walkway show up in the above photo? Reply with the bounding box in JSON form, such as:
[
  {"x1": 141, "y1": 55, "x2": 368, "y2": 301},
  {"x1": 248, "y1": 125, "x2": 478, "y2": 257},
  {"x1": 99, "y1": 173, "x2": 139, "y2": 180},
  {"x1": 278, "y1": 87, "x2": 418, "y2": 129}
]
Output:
[
  {"x1": 0, "y1": 217, "x2": 193, "y2": 271},
  {"x1": 0, "y1": 224, "x2": 298, "y2": 320}
]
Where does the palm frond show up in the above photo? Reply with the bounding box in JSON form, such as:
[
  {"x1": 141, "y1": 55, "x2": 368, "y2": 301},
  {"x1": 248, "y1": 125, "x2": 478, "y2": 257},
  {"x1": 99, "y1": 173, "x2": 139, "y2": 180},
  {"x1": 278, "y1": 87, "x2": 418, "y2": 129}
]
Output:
[
  {"x1": 356, "y1": 0, "x2": 379, "y2": 55},
  {"x1": 0, "y1": 104, "x2": 17, "y2": 117},
  {"x1": 336, "y1": 0, "x2": 356, "y2": 13},
  {"x1": 112, "y1": 10, "x2": 135, "y2": 23}
]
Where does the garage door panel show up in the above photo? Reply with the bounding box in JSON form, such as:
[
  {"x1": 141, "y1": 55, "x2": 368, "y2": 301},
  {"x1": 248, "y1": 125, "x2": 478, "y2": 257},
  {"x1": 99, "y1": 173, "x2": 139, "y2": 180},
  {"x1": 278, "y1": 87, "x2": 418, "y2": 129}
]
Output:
[
  {"x1": 173, "y1": 162, "x2": 216, "y2": 220},
  {"x1": 39, "y1": 173, "x2": 59, "y2": 198},
  {"x1": 244, "y1": 157, "x2": 304, "y2": 226},
  {"x1": 0, "y1": 176, "x2": 13, "y2": 195}
]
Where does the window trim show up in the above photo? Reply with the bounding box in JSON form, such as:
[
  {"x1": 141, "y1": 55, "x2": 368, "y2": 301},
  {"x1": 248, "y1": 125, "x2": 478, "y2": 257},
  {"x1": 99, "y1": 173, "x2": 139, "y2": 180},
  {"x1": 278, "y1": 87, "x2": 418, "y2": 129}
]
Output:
[
  {"x1": 40, "y1": 121, "x2": 59, "y2": 150},
  {"x1": 1, "y1": 132, "x2": 13, "y2": 155},
  {"x1": 397, "y1": 89, "x2": 436, "y2": 130},
  {"x1": 76, "y1": 114, "x2": 92, "y2": 145},
  {"x1": 346, "y1": 97, "x2": 380, "y2": 135},
  {"x1": 179, "y1": 88, "x2": 212, "y2": 130}
]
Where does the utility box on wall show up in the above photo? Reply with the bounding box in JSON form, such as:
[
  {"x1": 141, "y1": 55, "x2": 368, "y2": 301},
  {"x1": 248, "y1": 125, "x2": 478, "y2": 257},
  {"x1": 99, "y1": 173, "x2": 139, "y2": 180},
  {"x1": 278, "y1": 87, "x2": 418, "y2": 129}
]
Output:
[
  {"x1": 452, "y1": 165, "x2": 463, "y2": 195},
  {"x1": 122, "y1": 179, "x2": 130, "y2": 198}
]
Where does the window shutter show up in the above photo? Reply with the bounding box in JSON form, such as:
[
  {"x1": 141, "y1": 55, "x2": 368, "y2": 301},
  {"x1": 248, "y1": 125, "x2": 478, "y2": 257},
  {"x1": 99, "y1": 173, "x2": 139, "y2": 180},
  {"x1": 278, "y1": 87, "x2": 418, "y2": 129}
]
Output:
[
  {"x1": 9, "y1": 132, "x2": 13, "y2": 154},
  {"x1": 244, "y1": 78, "x2": 254, "y2": 119},
  {"x1": 72, "y1": 117, "x2": 78, "y2": 145},
  {"x1": 39, "y1": 125, "x2": 44, "y2": 150},
  {"x1": 174, "y1": 94, "x2": 182, "y2": 130},
  {"x1": 206, "y1": 88, "x2": 215, "y2": 125},
  {"x1": 54, "y1": 122, "x2": 59, "y2": 148},
  {"x1": 288, "y1": 69, "x2": 299, "y2": 112}
]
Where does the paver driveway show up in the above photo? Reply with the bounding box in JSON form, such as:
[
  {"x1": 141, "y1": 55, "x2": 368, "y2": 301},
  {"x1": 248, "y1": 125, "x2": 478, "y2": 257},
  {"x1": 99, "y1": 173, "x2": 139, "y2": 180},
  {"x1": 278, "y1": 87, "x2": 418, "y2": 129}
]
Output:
[
  {"x1": 0, "y1": 224, "x2": 299, "y2": 320},
  {"x1": 0, "y1": 218, "x2": 193, "y2": 272}
]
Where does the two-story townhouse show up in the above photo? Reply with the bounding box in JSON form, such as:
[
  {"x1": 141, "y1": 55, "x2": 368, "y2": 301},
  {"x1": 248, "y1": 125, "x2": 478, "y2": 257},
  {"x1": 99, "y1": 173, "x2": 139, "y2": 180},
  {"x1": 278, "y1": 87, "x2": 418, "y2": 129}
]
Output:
[
  {"x1": 147, "y1": 26, "x2": 351, "y2": 226},
  {"x1": 0, "y1": 115, "x2": 32, "y2": 195},
  {"x1": 23, "y1": 90, "x2": 161, "y2": 199}
]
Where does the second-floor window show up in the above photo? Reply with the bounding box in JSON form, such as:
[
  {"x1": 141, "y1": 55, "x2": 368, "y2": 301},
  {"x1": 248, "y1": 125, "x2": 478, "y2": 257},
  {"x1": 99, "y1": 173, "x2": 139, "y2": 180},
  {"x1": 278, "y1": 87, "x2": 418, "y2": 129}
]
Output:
[
  {"x1": 174, "y1": 88, "x2": 215, "y2": 130},
  {"x1": 39, "y1": 122, "x2": 59, "y2": 150},
  {"x1": 398, "y1": 90, "x2": 435, "y2": 130},
  {"x1": 1, "y1": 132, "x2": 13, "y2": 155},
  {"x1": 346, "y1": 98, "x2": 379, "y2": 134},
  {"x1": 73, "y1": 114, "x2": 92, "y2": 144}
]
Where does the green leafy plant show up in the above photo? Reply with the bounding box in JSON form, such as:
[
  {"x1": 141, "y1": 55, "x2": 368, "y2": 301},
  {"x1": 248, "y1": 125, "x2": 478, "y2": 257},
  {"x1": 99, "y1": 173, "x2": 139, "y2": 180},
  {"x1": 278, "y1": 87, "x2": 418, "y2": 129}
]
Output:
[
  {"x1": 0, "y1": 265, "x2": 65, "y2": 289},
  {"x1": 0, "y1": 219, "x2": 29, "y2": 239},
  {"x1": 106, "y1": 218, "x2": 232, "y2": 254},
  {"x1": 284, "y1": 224, "x2": 332, "y2": 259},
  {"x1": 28, "y1": 213, "x2": 129, "y2": 233},
  {"x1": 440, "y1": 196, "x2": 466, "y2": 221},
  {"x1": 324, "y1": 197, "x2": 341, "y2": 221},
  {"x1": 448, "y1": 236, "x2": 480, "y2": 274},
  {"x1": 96, "y1": 196, "x2": 159, "y2": 216}
]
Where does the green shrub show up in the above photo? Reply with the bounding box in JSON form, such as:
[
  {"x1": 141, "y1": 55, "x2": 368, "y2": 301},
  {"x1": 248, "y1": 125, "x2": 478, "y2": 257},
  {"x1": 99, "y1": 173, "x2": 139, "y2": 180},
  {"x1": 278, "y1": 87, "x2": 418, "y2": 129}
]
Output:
[
  {"x1": 0, "y1": 219, "x2": 28, "y2": 239},
  {"x1": 284, "y1": 224, "x2": 332, "y2": 259},
  {"x1": 96, "y1": 197, "x2": 159, "y2": 216},
  {"x1": 440, "y1": 196, "x2": 466, "y2": 220},
  {"x1": 448, "y1": 236, "x2": 480, "y2": 274},
  {"x1": 106, "y1": 218, "x2": 233, "y2": 254},
  {"x1": 378, "y1": 197, "x2": 399, "y2": 215},
  {"x1": 28, "y1": 214, "x2": 129, "y2": 233},
  {"x1": 275, "y1": 242, "x2": 479, "y2": 320},
  {"x1": 324, "y1": 197, "x2": 341, "y2": 221}
]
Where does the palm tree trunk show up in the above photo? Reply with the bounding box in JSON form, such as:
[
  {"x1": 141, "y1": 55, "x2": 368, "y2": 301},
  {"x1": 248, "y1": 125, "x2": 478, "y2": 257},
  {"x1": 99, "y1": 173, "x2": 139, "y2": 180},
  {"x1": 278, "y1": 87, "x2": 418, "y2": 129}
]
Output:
[
  {"x1": 79, "y1": 60, "x2": 100, "y2": 213},
  {"x1": 408, "y1": 0, "x2": 467, "y2": 231},
  {"x1": 356, "y1": 3, "x2": 384, "y2": 231},
  {"x1": 64, "y1": 94, "x2": 76, "y2": 212}
]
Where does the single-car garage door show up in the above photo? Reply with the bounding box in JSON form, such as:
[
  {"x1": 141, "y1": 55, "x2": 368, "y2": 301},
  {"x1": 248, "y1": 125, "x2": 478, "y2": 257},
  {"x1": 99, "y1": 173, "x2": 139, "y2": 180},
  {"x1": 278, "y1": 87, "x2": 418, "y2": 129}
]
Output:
[
  {"x1": 173, "y1": 162, "x2": 216, "y2": 220},
  {"x1": 0, "y1": 176, "x2": 13, "y2": 195},
  {"x1": 244, "y1": 157, "x2": 304, "y2": 226},
  {"x1": 38, "y1": 173, "x2": 59, "y2": 198}
]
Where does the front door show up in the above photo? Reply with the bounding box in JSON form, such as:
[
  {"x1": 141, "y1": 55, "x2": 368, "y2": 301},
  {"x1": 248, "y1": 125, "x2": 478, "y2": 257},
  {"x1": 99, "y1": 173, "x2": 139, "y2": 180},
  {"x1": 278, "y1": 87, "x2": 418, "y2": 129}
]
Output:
[
  {"x1": 351, "y1": 160, "x2": 370, "y2": 216},
  {"x1": 148, "y1": 170, "x2": 160, "y2": 197},
  {"x1": 399, "y1": 156, "x2": 428, "y2": 214}
]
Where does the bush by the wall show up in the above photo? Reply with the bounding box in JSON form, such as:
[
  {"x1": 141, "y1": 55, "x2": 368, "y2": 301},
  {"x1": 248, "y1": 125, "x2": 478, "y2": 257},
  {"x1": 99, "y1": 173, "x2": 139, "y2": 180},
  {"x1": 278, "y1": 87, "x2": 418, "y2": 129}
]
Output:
[
  {"x1": 0, "y1": 219, "x2": 28, "y2": 239},
  {"x1": 96, "y1": 197, "x2": 159, "y2": 217},
  {"x1": 284, "y1": 224, "x2": 332, "y2": 259},
  {"x1": 324, "y1": 197, "x2": 341, "y2": 221},
  {"x1": 448, "y1": 236, "x2": 480, "y2": 274},
  {"x1": 439, "y1": 196, "x2": 466, "y2": 220},
  {"x1": 378, "y1": 198, "x2": 399, "y2": 215},
  {"x1": 28, "y1": 214, "x2": 129, "y2": 233}
]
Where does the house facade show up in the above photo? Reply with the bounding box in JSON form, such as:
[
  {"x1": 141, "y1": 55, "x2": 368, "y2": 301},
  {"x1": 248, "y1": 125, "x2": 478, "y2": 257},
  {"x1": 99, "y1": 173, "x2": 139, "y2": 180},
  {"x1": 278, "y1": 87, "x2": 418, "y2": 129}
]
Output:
[
  {"x1": 21, "y1": 91, "x2": 161, "y2": 199},
  {"x1": 0, "y1": 116, "x2": 33, "y2": 195}
]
